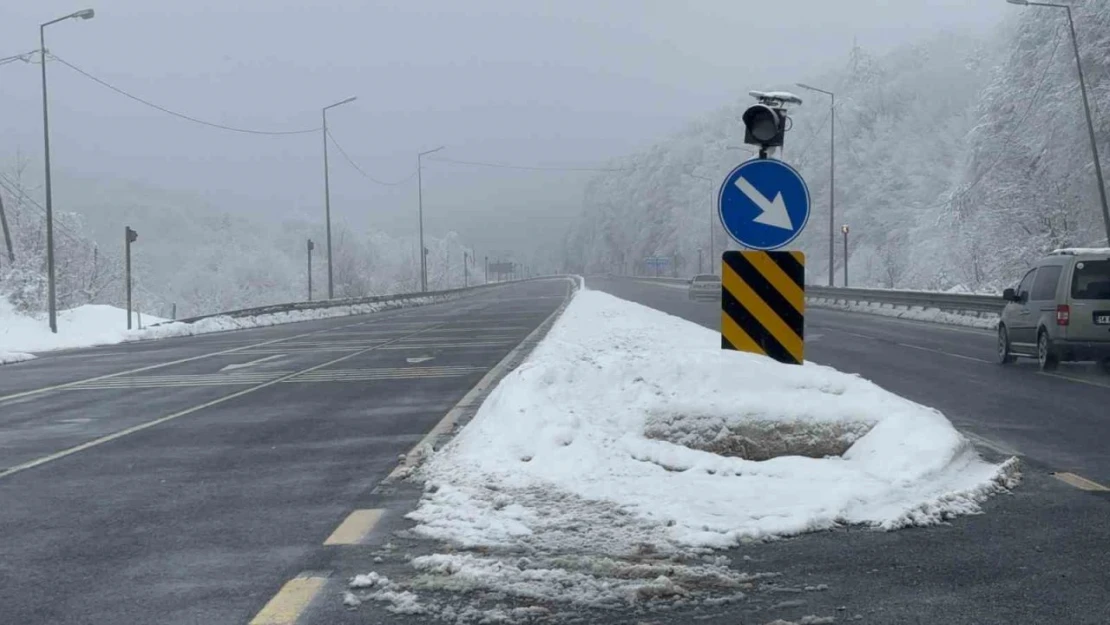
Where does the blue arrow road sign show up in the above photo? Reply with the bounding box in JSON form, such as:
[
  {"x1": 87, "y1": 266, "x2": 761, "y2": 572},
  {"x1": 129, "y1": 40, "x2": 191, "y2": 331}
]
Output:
[{"x1": 718, "y1": 159, "x2": 810, "y2": 251}]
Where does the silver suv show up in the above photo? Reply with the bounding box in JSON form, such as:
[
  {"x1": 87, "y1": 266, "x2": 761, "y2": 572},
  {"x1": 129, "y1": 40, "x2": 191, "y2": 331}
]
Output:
[{"x1": 998, "y1": 248, "x2": 1110, "y2": 371}]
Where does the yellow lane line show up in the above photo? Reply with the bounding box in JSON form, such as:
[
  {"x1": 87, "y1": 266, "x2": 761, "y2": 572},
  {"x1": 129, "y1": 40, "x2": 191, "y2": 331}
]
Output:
[
  {"x1": 248, "y1": 573, "x2": 327, "y2": 625},
  {"x1": 1053, "y1": 472, "x2": 1110, "y2": 492},
  {"x1": 324, "y1": 509, "x2": 384, "y2": 545}
]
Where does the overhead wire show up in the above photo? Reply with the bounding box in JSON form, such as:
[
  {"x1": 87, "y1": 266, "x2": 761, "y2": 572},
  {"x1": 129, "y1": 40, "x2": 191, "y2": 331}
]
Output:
[
  {"x1": 0, "y1": 50, "x2": 39, "y2": 66},
  {"x1": 49, "y1": 54, "x2": 320, "y2": 136},
  {"x1": 325, "y1": 129, "x2": 417, "y2": 186}
]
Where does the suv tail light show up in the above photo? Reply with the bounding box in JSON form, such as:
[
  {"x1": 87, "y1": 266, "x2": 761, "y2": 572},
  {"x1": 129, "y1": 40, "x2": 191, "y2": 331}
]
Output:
[{"x1": 1056, "y1": 304, "x2": 1070, "y2": 326}]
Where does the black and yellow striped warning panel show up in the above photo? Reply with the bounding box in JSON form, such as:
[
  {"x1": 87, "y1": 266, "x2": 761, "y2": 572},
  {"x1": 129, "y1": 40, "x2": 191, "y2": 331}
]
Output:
[{"x1": 721, "y1": 250, "x2": 805, "y2": 365}]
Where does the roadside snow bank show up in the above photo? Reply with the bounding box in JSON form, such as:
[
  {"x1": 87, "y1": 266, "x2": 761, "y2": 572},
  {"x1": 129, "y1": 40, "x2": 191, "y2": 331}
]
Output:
[
  {"x1": 808, "y1": 296, "x2": 999, "y2": 330},
  {"x1": 1, "y1": 351, "x2": 36, "y2": 365},
  {"x1": 0, "y1": 299, "x2": 166, "y2": 356},
  {"x1": 140, "y1": 294, "x2": 452, "y2": 341},
  {"x1": 412, "y1": 289, "x2": 1018, "y2": 550}
]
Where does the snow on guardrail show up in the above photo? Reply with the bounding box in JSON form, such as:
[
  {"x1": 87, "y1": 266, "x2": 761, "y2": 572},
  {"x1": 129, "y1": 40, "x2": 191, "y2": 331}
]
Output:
[{"x1": 626, "y1": 276, "x2": 1005, "y2": 328}]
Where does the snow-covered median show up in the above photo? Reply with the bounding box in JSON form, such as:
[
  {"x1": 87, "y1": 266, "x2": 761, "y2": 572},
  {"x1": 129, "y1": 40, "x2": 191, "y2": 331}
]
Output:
[
  {"x1": 348, "y1": 287, "x2": 1019, "y2": 620},
  {"x1": 0, "y1": 293, "x2": 461, "y2": 360},
  {"x1": 415, "y1": 288, "x2": 1017, "y2": 546}
]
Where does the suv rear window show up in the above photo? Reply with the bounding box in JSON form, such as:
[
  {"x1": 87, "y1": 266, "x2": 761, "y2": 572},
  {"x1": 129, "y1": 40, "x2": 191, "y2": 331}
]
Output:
[
  {"x1": 1071, "y1": 260, "x2": 1110, "y2": 300},
  {"x1": 693, "y1": 275, "x2": 720, "y2": 282}
]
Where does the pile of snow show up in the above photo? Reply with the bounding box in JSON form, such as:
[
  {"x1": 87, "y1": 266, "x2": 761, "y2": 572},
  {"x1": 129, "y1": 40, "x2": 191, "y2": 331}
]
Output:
[
  {"x1": 0, "y1": 292, "x2": 467, "y2": 361},
  {"x1": 0, "y1": 351, "x2": 37, "y2": 365},
  {"x1": 414, "y1": 288, "x2": 1016, "y2": 546},
  {"x1": 0, "y1": 299, "x2": 167, "y2": 361},
  {"x1": 809, "y1": 296, "x2": 1000, "y2": 330},
  {"x1": 351, "y1": 288, "x2": 1017, "y2": 621}
]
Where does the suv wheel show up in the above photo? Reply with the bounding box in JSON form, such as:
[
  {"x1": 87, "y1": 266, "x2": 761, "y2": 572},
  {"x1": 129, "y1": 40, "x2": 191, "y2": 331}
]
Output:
[
  {"x1": 997, "y1": 325, "x2": 1016, "y2": 364},
  {"x1": 1038, "y1": 329, "x2": 1059, "y2": 371}
]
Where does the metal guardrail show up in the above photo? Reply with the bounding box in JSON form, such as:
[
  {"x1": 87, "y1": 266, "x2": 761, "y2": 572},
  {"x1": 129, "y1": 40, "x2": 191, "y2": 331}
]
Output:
[
  {"x1": 625, "y1": 276, "x2": 1005, "y2": 315},
  {"x1": 167, "y1": 281, "x2": 510, "y2": 326},
  {"x1": 806, "y1": 286, "x2": 1005, "y2": 315}
]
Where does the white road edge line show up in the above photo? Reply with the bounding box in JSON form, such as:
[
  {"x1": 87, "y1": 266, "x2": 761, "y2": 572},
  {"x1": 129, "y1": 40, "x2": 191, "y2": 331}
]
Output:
[
  {"x1": 384, "y1": 278, "x2": 576, "y2": 482},
  {"x1": 894, "y1": 342, "x2": 992, "y2": 363},
  {"x1": 0, "y1": 323, "x2": 445, "y2": 481},
  {"x1": 1039, "y1": 371, "x2": 1110, "y2": 391}
]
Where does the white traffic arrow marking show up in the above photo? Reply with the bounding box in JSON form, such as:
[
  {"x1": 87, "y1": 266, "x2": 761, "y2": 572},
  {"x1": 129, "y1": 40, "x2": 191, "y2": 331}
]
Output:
[
  {"x1": 735, "y1": 177, "x2": 793, "y2": 230},
  {"x1": 406, "y1": 356, "x2": 435, "y2": 364}
]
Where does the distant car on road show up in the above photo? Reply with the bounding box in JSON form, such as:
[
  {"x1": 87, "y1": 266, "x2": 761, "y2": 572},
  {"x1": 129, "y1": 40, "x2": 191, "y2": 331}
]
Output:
[
  {"x1": 998, "y1": 248, "x2": 1110, "y2": 371},
  {"x1": 688, "y1": 274, "x2": 721, "y2": 301}
]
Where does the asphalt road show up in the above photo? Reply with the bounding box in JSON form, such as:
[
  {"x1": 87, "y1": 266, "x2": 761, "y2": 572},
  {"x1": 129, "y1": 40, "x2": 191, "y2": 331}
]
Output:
[
  {"x1": 579, "y1": 277, "x2": 1110, "y2": 624},
  {"x1": 0, "y1": 279, "x2": 569, "y2": 625}
]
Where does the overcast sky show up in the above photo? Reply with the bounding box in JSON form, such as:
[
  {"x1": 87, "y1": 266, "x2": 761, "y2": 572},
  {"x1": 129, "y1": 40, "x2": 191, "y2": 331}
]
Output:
[{"x1": 0, "y1": 1, "x2": 1008, "y2": 255}]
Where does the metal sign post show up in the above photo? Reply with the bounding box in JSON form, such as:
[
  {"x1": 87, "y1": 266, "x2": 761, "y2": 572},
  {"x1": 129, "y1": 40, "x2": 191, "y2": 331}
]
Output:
[
  {"x1": 307, "y1": 239, "x2": 315, "y2": 301},
  {"x1": 718, "y1": 90, "x2": 809, "y2": 364},
  {"x1": 125, "y1": 226, "x2": 138, "y2": 330}
]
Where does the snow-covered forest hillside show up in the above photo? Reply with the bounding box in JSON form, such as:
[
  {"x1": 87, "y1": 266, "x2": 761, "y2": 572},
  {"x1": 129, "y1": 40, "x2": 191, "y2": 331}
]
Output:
[
  {"x1": 0, "y1": 163, "x2": 478, "y2": 319},
  {"x1": 566, "y1": 0, "x2": 1110, "y2": 293}
]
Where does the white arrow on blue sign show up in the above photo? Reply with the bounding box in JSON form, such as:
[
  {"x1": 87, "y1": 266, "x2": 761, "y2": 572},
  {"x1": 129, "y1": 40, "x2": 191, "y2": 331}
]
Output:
[{"x1": 717, "y1": 159, "x2": 810, "y2": 251}]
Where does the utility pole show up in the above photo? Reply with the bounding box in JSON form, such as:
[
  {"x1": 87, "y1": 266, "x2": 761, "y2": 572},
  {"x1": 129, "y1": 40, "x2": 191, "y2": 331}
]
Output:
[
  {"x1": 698, "y1": 248, "x2": 703, "y2": 274},
  {"x1": 307, "y1": 239, "x2": 315, "y2": 301},
  {"x1": 841, "y1": 225, "x2": 850, "y2": 287},
  {"x1": 125, "y1": 226, "x2": 137, "y2": 330},
  {"x1": 0, "y1": 191, "x2": 14, "y2": 265},
  {"x1": 464, "y1": 251, "x2": 469, "y2": 287},
  {"x1": 484, "y1": 255, "x2": 489, "y2": 283},
  {"x1": 417, "y1": 146, "x2": 445, "y2": 292},
  {"x1": 322, "y1": 96, "x2": 357, "y2": 300}
]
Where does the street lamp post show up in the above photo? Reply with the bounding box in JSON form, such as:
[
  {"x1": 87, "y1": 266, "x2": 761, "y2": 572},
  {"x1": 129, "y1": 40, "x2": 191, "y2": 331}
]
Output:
[
  {"x1": 841, "y1": 225, "x2": 850, "y2": 287},
  {"x1": 322, "y1": 96, "x2": 356, "y2": 299},
  {"x1": 796, "y1": 83, "x2": 836, "y2": 287},
  {"x1": 417, "y1": 146, "x2": 445, "y2": 292},
  {"x1": 41, "y1": 8, "x2": 95, "y2": 333},
  {"x1": 1007, "y1": 0, "x2": 1110, "y2": 245},
  {"x1": 687, "y1": 173, "x2": 716, "y2": 274}
]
